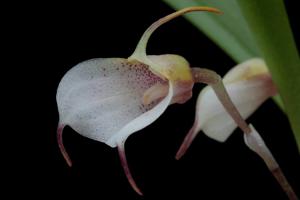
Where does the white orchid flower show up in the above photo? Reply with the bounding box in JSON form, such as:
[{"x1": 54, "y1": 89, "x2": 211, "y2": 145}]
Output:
[
  {"x1": 55, "y1": 7, "x2": 297, "y2": 198},
  {"x1": 56, "y1": 7, "x2": 221, "y2": 195}
]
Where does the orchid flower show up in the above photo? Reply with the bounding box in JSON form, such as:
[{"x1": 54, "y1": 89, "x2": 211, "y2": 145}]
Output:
[
  {"x1": 56, "y1": 6, "x2": 297, "y2": 198},
  {"x1": 56, "y1": 7, "x2": 221, "y2": 195},
  {"x1": 176, "y1": 58, "x2": 298, "y2": 200},
  {"x1": 176, "y1": 58, "x2": 276, "y2": 156}
]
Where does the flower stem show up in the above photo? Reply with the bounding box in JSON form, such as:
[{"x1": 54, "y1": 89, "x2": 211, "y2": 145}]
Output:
[
  {"x1": 244, "y1": 125, "x2": 298, "y2": 200},
  {"x1": 192, "y1": 68, "x2": 251, "y2": 134}
]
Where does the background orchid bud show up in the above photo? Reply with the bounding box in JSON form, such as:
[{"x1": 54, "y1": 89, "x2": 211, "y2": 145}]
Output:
[
  {"x1": 181, "y1": 58, "x2": 277, "y2": 149},
  {"x1": 201, "y1": 58, "x2": 277, "y2": 142}
]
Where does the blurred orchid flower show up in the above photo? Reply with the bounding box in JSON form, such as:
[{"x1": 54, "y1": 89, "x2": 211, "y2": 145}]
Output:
[
  {"x1": 176, "y1": 59, "x2": 298, "y2": 200},
  {"x1": 176, "y1": 58, "x2": 277, "y2": 157}
]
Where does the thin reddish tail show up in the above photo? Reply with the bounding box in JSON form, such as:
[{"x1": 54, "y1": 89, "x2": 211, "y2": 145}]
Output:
[
  {"x1": 57, "y1": 124, "x2": 72, "y2": 167},
  {"x1": 118, "y1": 143, "x2": 143, "y2": 196}
]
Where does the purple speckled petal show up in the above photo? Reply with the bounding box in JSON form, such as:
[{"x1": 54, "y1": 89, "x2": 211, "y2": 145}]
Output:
[{"x1": 57, "y1": 58, "x2": 169, "y2": 147}]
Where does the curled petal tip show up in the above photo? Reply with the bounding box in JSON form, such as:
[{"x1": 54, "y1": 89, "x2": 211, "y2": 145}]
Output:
[
  {"x1": 179, "y1": 6, "x2": 222, "y2": 14},
  {"x1": 175, "y1": 149, "x2": 184, "y2": 160},
  {"x1": 175, "y1": 137, "x2": 190, "y2": 160},
  {"x1": 176, "y1": 124, "x2": 199, "y2": 160},
  {"x1": 134, "y1": 186, "x2": 144, "y2": 196},
  {"x1": 66, "y1": 158, "x2": 73, "y2": 167},
  {"x1": 205, "y1": 7, "x2": 222, "y2": 14},
  {"x1": 57, "y1": 124, "x2": 73, "y2": 167},
  {"x1": 117, "y1": 144, "x2": 143, "y2": 196}
]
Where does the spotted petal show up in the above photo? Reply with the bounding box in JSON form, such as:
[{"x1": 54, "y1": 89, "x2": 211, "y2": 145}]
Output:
[{"x1": 57, "y1": 58, "x2": 172, "y2": 147}]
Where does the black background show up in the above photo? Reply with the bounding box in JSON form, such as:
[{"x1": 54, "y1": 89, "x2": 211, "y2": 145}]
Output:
[{"x1": 8, "y1": 0, "x2": 300, "y2": 199}]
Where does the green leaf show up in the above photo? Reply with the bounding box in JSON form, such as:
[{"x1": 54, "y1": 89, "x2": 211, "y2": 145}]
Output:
[{"x1": 237, "y1": 0, "x2": 300, "y2": 150}]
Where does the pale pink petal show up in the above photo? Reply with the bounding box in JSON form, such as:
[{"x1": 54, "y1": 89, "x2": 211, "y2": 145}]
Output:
[
  {"x1": 56, "y1": 58, "x2": 174, "y2": 196},
  {"x1": 56, "y1": 58, "x2": 168, "y2": 148}
]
